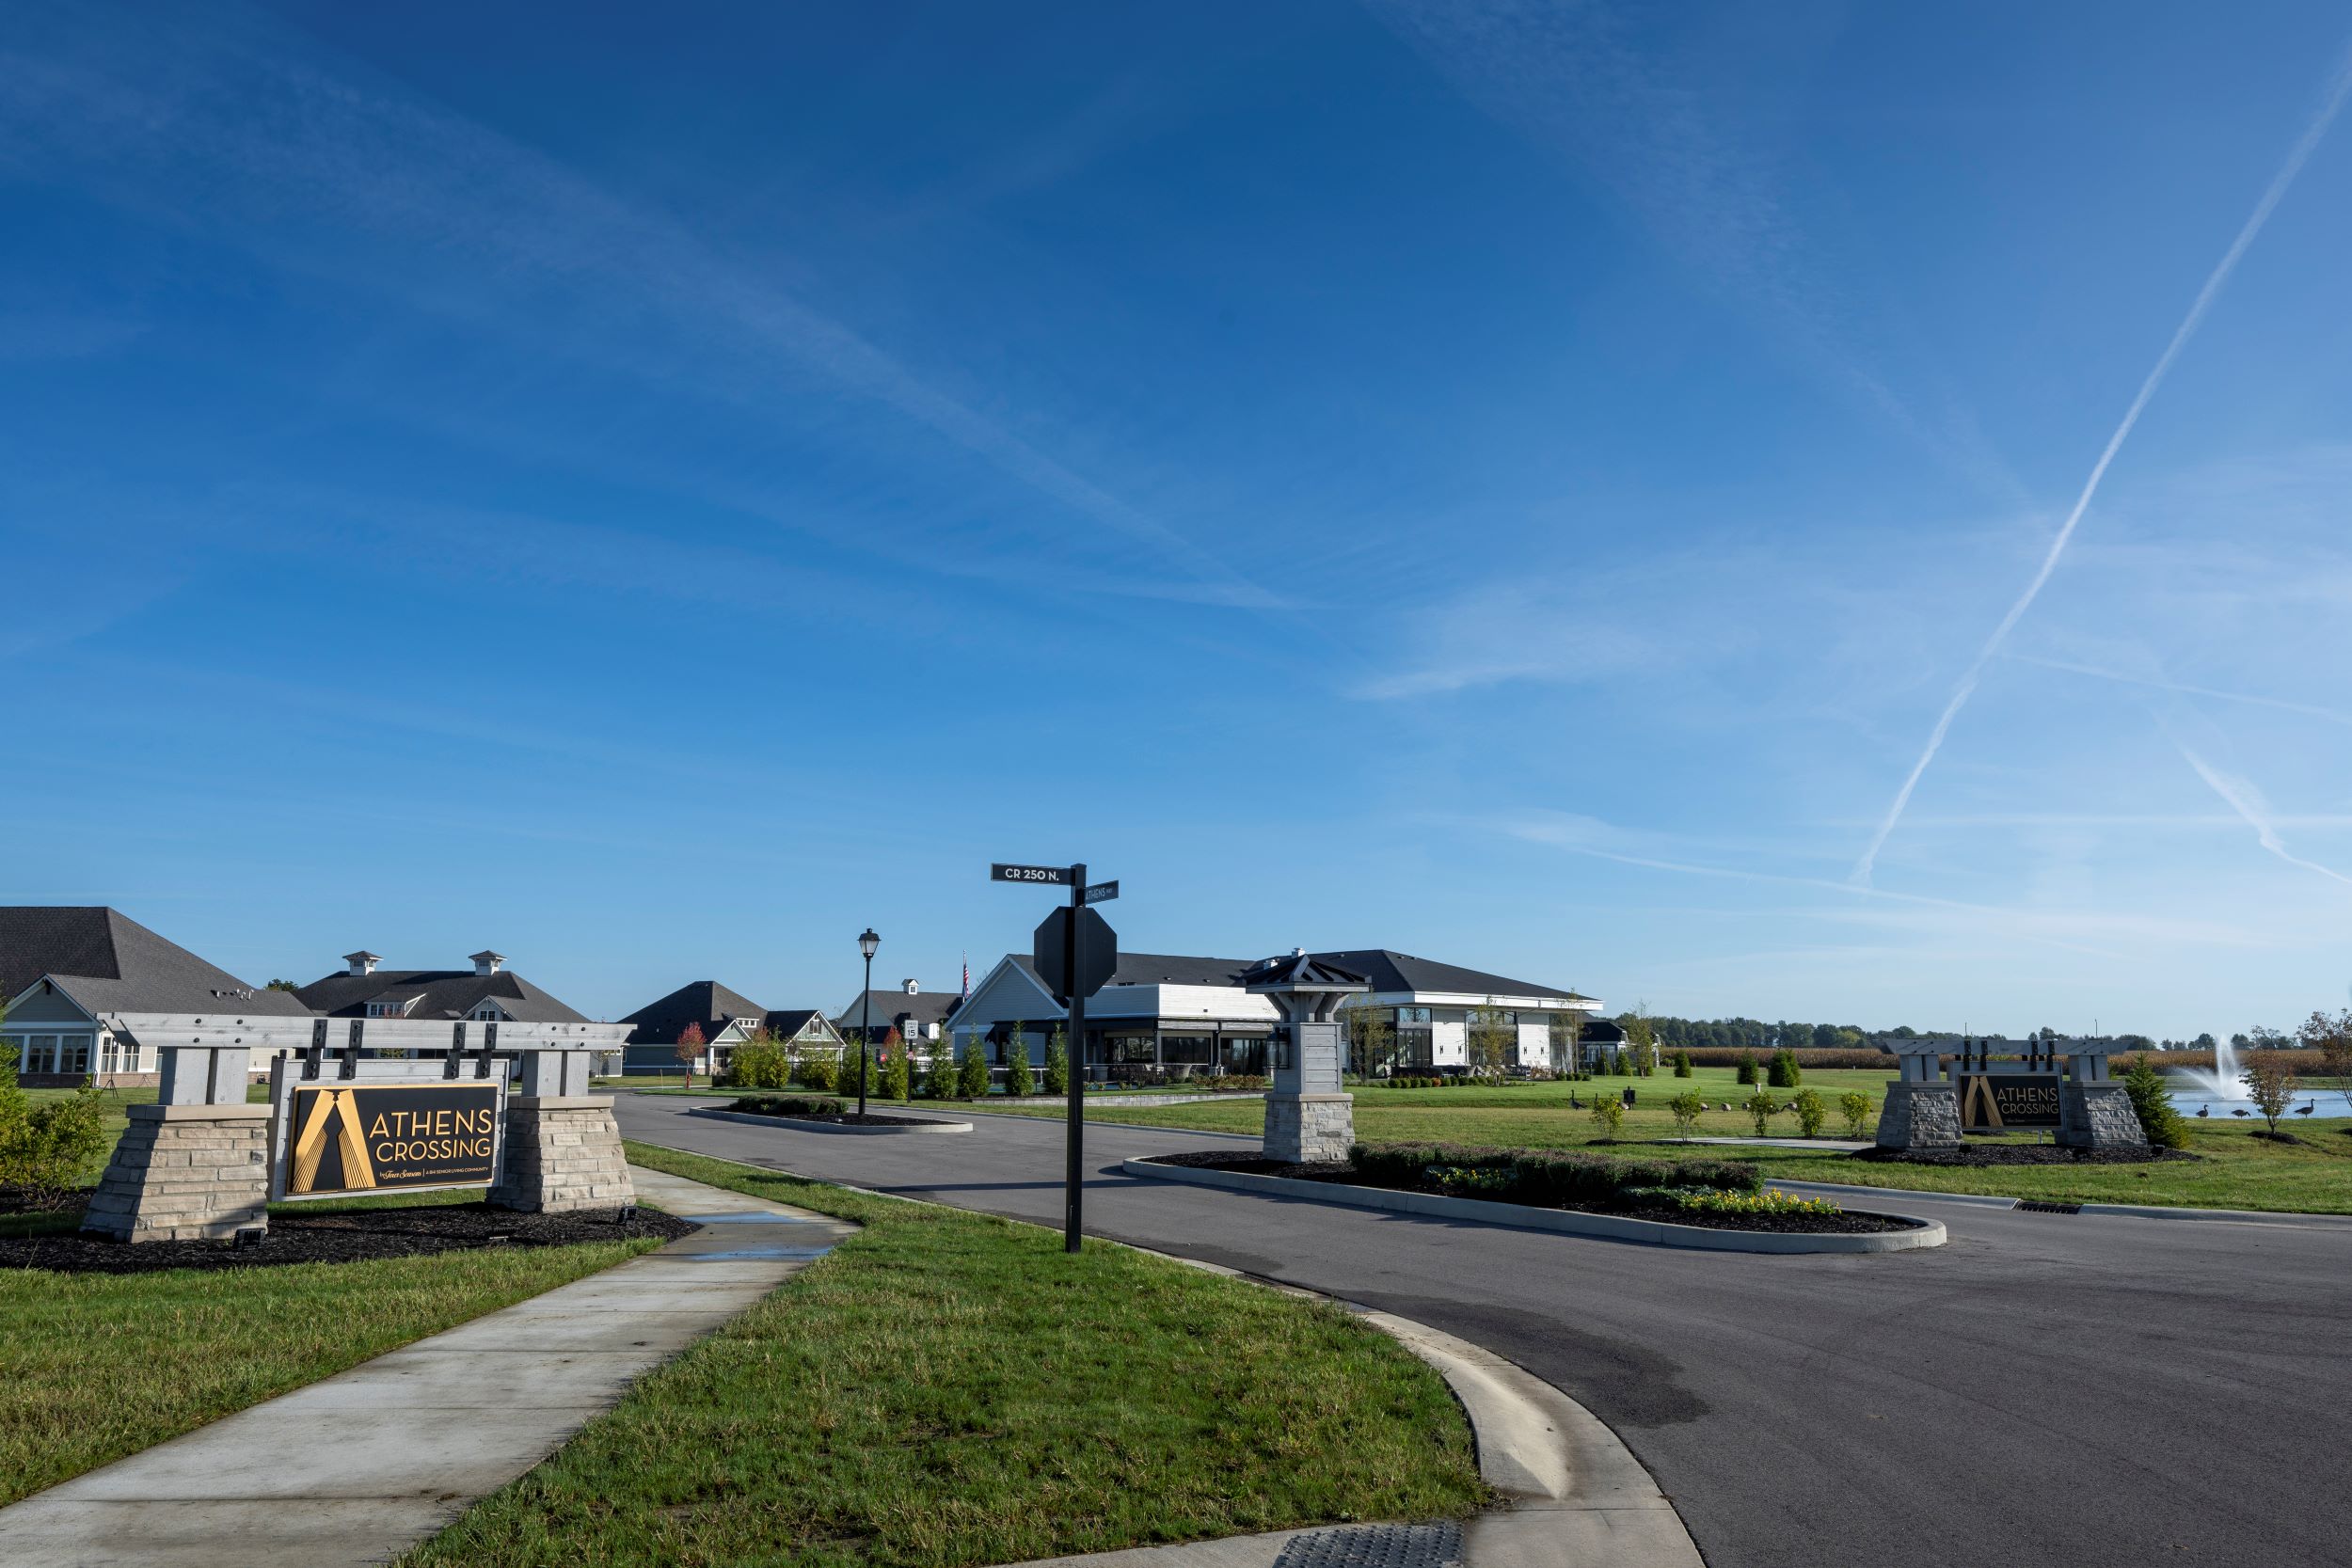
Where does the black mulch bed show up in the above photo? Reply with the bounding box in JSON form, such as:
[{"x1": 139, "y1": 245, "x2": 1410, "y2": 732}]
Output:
[
  {"x1": 1147, "y1": 1151, "x2": 1918, "y2": 1235},
  {"x1": 1851, "y1": 1143, "x2": 2200, "y2": 1168},
  {"x1": 0, "y1": 1201, "x2": 694, "y2": 1276}
]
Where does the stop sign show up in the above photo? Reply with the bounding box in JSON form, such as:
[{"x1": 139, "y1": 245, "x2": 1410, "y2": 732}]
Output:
[{"x1": 1033, "y1": 907, "x2": 1118, "y2": 1003}]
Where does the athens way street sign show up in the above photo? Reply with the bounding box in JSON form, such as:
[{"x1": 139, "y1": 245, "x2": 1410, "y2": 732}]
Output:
[
  {"x1": 1082, "y1": 879, "x2": 1119, "y2": 905},
  {"x1": 1034, "y1": 906, "x2": 1118, "y2": 1002}
]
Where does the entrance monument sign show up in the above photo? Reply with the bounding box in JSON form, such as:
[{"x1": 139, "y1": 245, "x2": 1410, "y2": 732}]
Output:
[
  {"x1": 1244, "y1": 952, "x2": 1368, "y2": 1164},
  {"x1": 1877, "y1": 1036, "x2": 2144, "y2": 1152}
]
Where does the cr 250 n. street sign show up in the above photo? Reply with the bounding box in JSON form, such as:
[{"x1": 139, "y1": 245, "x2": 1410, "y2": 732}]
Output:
[{"x1": 276, "y1": 1081, "x2": 504, "y2": 1198}]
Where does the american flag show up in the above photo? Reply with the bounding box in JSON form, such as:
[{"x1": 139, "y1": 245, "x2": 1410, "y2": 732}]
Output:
[{"x1": 961, "y1": 955, "x2": 970, "y2": 1000}]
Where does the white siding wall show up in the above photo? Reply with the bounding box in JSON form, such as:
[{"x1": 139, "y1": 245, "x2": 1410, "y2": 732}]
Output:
[
  {"x1": 1431, "y1": 1019, "x2": 1466, "y2": 1065},
  {"x1": 1516, "y1": 1021, "x2": 1550, "y2": 1067}
]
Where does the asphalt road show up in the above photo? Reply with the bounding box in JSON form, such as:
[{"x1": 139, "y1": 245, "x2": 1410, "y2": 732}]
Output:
[{"x1": 616, "y1": 1097, "x2": 2352, "y2": 1568}]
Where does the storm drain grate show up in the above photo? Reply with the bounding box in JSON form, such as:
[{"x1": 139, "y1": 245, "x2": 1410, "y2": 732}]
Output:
[
  {"x1": 2012, "y1": 1200, "x2": 2084, "y2": 1214},
  {"x1": 1272, "y1": 1522, "x2": 1463, "y2": 1568}
]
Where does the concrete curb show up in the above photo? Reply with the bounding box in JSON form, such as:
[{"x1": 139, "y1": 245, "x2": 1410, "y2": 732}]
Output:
[
  {"x1": 686, "y1": 1106, "x2": 973, "y2": 1136},
  {"x1": 1772, "y1": 1178, "x2": 2352, "y2": 1227},
  {"x1": 995, "y1": 1091, "x2": 1267, "y2": 1109},
  {"x1": 629, "y1": 1140, "x2": 1706, "y2": 1568},
  {"x1": 1125, "y1": 1156, "x2": 1947, "y2": 1255}
]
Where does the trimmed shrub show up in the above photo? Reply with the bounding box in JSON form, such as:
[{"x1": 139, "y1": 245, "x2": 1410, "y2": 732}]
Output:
[
  {"x1": 726, "y1": 1036, "x2": 791, "y2": 1090},
  {"x1": 959, "y1": 1037, "x2": 992, "y2": 1099},
  {"x1": 796, "y1": 1050, "x2": 839, "y2": 1094},
  {"x1": 1736, "y1": 1053, "x2": 1759, "y2": 1085},
  {"x1": 1790, "y1": 1087, "x2": 1825, "y2": 1138},
  {"x1": 923, "y1": 1046, "x2": 958, "y2": 1101},
  {"x1": 1768, "y1": 1049, "x2": 1802, "y2": 1088},
  {"x1": 1672, "y1": 1051, "x2": 1692, "y2": 1078},
  {"x1": 880, "y1": 1042, "x2": 912, "y2": 1101},
  {"x1": 1348, "y1": 1141, "x2": 1763, "y2": 1206},
  {"x1": 1042, "y1": 1033, "x2": 1069, "y2": 1097},
  {"x1": 735, "y1": 1095, "x2": 847, "y2": 1119},
  {"x1": 1837, "y1": 1090, "x2": 1874, "y2": 1140},
  {"x1": 0, "y1": 1071, "x2": 108, "y2": 1203},
  {"x1": 1005, "y1": 1042, "x2": 1034, "y2": 1098}
]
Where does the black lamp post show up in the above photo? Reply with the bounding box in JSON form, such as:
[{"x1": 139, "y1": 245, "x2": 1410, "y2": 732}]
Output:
[{"x1": 856, "y1": 927, "x2": 879, "y2": 1117}]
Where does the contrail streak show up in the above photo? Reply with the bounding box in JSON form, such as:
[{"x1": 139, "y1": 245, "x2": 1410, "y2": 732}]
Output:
[
  {"x1": 2174, "y1": 744, "x2": 2352, "y2": 888},
  {"x1": 1851, "y1": 44, "x2": 2352, "y2": 885}
]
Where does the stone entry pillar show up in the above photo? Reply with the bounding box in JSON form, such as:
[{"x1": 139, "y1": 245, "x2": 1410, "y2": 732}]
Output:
[
  {"x1": 490, "y1": 1096, "x2": 634, "y2": 1213},
  {"x1": 1246, "y1": 953, "x2": 1370, "y2": 1165},
  {"x1": 2057, "y1": 1051, "x2": 2146, "y2": 1149},
  {"x1": 82, "y1": 1103, "x2": 271, "y2": 1242},
  {"x1": 1873, "y1": 1082, "x2": 1962, "y2": 1151}
]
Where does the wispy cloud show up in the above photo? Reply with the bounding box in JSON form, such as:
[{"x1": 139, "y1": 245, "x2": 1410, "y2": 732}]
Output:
[
  {"x1": 0, "y1": 10, "x2": 1274, "y2": 608},
  {"x1": 2172, "y1": 743, "x2": 2352, "y2": 889},
  {"x1": 1849, "y1": 39, "x2": 2352, "y2": 886}
]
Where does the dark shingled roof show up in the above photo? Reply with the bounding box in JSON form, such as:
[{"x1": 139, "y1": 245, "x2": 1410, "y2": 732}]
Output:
[
  {"x1": 761, "y1": 1008, "x2": 832, "y2": 1038},
  {"x1": 0, "y1": 907, "x2": 312, "y2": 1017},
  {"x1": 834, "y1": 988, "x2": 961, "y2": 1034},
  {"x1": 1005, "y1": 949, "x2": 1583, "y2": 1002},
  {"x1": 295, "y1": 966, "x2": 590, "y2": 1024},
  {"x1": 620, "y1": 980, "x2": 770, "y2": 1045}
]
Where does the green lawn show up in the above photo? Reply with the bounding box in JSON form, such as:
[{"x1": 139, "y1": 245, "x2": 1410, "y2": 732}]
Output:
[
  {"x1": 0, "y1": 1199, "x2": 660, "y2": 1507},
  {"x1": 979, "y1": 1069, "x2": 2352, "y2": 1214},
  {"x1": 400, "y1": 1142, "x2": 1486, "y2": 1568}
]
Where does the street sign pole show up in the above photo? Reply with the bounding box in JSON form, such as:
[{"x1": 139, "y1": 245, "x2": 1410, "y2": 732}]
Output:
[{"x1": 1063, "y1": 861, "x2": 1086, "y2": 1253}]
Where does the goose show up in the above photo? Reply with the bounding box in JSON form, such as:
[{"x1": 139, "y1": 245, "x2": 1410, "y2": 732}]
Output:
[
  {"x1": 2295, "y1": 1101, "x2": 2316, "y2": 1117},
  {"x1": 2196, "y1": 1105, "x2": 2210, "y2": 1117},
  {"x1": 2231, "y1": 1107, "x2": 2250, "y2": 1117}
]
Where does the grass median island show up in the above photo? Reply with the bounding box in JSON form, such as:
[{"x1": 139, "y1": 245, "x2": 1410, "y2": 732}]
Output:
[
  {"x1": 0, "y1": 1206, "x2": 660, "y2": 1507},
  {"x1": 984, "y1": 1069, "x2": 2352, "y2": 1214},
  {"x1": 400, "y1": 1141, "x2": 1487, "y2": 1568}
]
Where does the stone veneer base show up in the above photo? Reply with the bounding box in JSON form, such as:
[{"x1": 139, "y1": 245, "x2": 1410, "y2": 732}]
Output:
[
  {"x1": 1874, "y1": 1082, "x2": 1963, "y2": 1151},
  {"x1": 81, "y1": 1104, "x2": 270, "y2": 1243},
  {"x1": 490, "y1": 1096, "x2": 635, "y2": 1214},
  {"x1": 1264, "y1": 1092, "x2": 1355, "y2": 1164}
]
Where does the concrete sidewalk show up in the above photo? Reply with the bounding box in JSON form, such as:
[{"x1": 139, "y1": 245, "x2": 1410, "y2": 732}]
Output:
[{"x1": 0, "y1": 1165, "x2": 850, "y2": 1568}]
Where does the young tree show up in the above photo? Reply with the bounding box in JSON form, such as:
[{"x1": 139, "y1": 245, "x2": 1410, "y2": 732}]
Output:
[
  {"x1": 960, "y1": 1032, "x2": 993, "y2": 1099},
  {"x1": 673, "y1": 1022, "x2": 706, "y2": 1089},
  {"x1": 1742, "y1": 1088, "x2": 1781, "y2": 1137},
  {"x1": 1790, "y1": 1088, "x2": 1826, "y2": 1138},
  {"x1": 2296, "y1": 1009, "x2": 2352, "y2": 1095},
  {"x1": 1622, "y1": 1003, "x2": 1659, "y2": 1076},
  {"x1": 1587, "y1": 1095, "x2": 1626, "y2": 1138},
  {"x1": 1549, "y1": 1009, "x2": 1585, "y2": 1076},
  {"x1": 1466, "y1": 1003, "x2": 1513, "y2": 1079},
  {"x1": 1043, "y1": 1024, "x2": 1070, "y2": 1096},
  {"x1": 880, "y1": 1034, "x2": 913, "y2": 1101},
  {"x1": 2242, "y1": 1059, "x2": 2299, "y2": 1134},
  {"x1": 1667, "y1": 1089, "x2": 1705, "y2": 1141},
  {"x1": 1344, "y1": 1000, "x2": 1396, "y2": 1081},
  {"x1": 1836, "y1": 1091, "x2": 1873, "y2": 1140}
]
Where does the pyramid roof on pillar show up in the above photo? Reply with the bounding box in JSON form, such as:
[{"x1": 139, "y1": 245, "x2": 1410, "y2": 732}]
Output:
[{"x1": 1241, "y1": 953, "x2": 1370, "y2": 991}]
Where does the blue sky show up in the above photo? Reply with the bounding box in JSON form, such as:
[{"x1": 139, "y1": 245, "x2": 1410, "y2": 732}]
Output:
[{"x1": 6, "y1": 2, "x2": 2350, "y2": 1037}]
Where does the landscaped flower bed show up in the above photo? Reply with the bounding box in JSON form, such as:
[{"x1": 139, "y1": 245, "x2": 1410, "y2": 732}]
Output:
[
  {"x1": 1152, "y1": 1142, "x2": 1922, "y2": 1234},
  {"x1": 726, "y1": 1095, "x2": 950, "y2": 1127}
]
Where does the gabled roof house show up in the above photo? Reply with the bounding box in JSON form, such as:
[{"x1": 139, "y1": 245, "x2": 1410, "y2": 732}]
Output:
[
  {"x1": 0, "y1": 907, "x2": 311, "y2": 1086},
  {"x1": 617, "y1": 981, "x2": 846, "y2": 1076}
]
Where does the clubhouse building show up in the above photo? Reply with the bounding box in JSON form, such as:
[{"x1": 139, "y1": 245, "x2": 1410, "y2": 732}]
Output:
[{"x1": 948, "y1": 948, "x2": 1597, "y2": 1082}]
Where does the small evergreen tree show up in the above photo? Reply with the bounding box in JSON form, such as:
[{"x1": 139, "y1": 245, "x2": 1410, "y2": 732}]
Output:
[
  {"x1": 960, "y1": 1034, "x2": 993, "y2": 1098},
  {"x1": 880, "y1": 1035, "x2": 913, "y2": 1101},
  {"x1": 2121, "y1": 1056, "x2": 2186, "y2": 1149},
  {"x1": 1005, "y1": 1034, "x2": 1034, "y2": 1097},
  {"x1": 1672, "y1": 1051, "x2": 1692, "y2": 1078},
  {"x1": 1736, "y1": 1052, "x2": 1760, "y2": 1085},
  {"x1": 1043, "y1": 1024, "x2": 1070, "y2": 1096},
  {"x1": 924, "y1": 1039, "x2": 958, "y2": 1101},
  {"x1": 1767, "y1": 1048, "x2": 1801, "y2": 1088}
]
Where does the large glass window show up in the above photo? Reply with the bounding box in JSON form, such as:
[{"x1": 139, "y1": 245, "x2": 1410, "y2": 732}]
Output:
[
  {"x1": 1162, "y1": 1034, "x2": 1214, "y2": 1067},
  {"x1": 1218, "y1": 1036, "x2": 1268, "y2": 1075},
  {"x1": 1108, "y1": 1034, "x2": 1156, "y2": 1064}
]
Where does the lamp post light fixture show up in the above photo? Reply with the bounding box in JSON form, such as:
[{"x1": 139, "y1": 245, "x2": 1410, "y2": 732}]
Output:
[{"x1": 856, "y1": 927, "x2": 880, "y2": 1118}]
